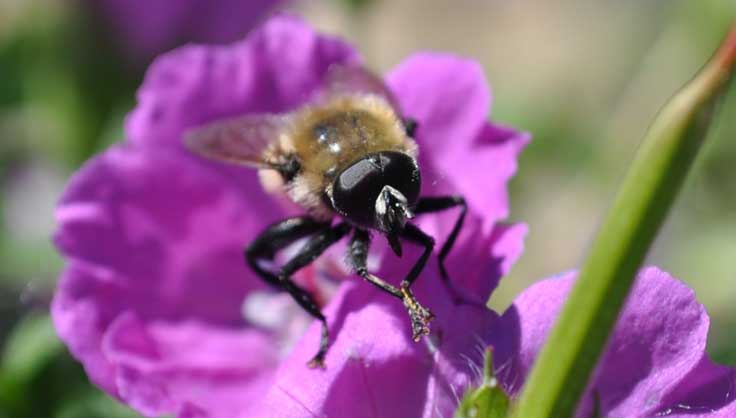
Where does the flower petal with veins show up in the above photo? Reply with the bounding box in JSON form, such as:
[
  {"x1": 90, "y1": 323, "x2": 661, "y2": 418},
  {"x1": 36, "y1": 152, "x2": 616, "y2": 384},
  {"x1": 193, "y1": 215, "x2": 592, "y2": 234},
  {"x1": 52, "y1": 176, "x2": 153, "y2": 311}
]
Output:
[{"x1": 499, "y1": 267, "x2": 736, "y2": 418}]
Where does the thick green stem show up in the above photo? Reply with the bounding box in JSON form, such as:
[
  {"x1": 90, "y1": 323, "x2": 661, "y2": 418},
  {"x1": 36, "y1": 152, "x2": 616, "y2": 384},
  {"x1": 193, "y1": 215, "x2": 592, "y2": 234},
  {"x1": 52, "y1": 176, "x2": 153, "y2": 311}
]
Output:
[{"x1": 514, "y1": 21, "x2": 736, "y2": 418}]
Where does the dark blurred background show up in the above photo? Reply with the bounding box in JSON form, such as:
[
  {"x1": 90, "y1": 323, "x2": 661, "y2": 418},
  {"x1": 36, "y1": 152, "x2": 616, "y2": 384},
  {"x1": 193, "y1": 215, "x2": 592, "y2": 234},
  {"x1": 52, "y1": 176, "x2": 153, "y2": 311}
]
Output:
[{"x1": 0, "y1": 1, "x2": 734, "y2": 417}]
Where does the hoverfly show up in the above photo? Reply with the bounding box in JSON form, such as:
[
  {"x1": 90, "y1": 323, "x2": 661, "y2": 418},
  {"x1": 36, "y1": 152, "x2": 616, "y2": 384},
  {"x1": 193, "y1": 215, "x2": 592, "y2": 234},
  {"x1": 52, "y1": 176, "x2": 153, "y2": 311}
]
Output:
[{"x1": 185, "y1": 65, "x2": 466, "y2": 367}]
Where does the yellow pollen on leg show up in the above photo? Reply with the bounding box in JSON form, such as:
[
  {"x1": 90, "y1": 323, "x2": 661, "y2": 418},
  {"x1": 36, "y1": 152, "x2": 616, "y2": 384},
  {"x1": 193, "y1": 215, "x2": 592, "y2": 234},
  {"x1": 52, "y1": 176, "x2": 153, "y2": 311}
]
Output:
[{"x1": 401, "y1": 287, "x2": 418, "y2": 310}]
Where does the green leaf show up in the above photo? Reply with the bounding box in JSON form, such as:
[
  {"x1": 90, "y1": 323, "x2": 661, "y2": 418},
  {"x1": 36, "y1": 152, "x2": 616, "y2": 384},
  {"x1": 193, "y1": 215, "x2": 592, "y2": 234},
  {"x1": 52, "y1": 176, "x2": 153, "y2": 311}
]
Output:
[
  {"x1": 0, "y1": 40, "x2": 24, "y2": 107},
  {"x1": 0, "y1": 313, "x2": 65, "y2": 416},
  {"x1": 55, "y1": 391, "x2": 144, "y2": 418},
  {"x1": 455, "y1": 349, "x2": 511, "y2": 418},
  {"x1": 514, "y1": 21, "x2": 736, "y2": 418},
  {"x1": 1, "y1": 313, "x2": 63, "y2": 382}
]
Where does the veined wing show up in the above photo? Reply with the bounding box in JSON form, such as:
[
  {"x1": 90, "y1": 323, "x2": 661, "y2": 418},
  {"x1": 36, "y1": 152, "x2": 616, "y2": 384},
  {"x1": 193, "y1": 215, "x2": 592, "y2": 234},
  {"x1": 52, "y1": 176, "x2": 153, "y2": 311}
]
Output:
[
  {"x1": 322, "y1": 64, "x2": 401, "y2": 112},
  {"x1": 184, "y1": 114, "x2": 289, "y2": 169}
]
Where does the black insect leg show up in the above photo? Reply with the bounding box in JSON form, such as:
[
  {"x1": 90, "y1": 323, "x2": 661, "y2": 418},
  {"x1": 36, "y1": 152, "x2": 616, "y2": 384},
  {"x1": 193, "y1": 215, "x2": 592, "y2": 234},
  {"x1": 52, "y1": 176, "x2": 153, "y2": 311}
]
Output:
[
  {"x1": 245, "y1": 217, "x2": 351, "y2": 368},
  {"x1": 278, "y1": 222, "x2": 351, "y2": 367},
  {"x1": 348, "y1": 227, "x2": 435, "y2": 342},
  {"x1": 413, "y1": 196, "x2": 467, "y2": 283},
  {"x1": 348, "y1": 229, "x2": 403, "y2": 299},
  {"x1": 399, "y1": 223, "x2": 436, "y2": 340},
  {"x1": 399, "y1": 223, "x2": 436, "y2": 287},
  {"x1": 245, "y1": 216, "x2": 329, "y2": 287}
]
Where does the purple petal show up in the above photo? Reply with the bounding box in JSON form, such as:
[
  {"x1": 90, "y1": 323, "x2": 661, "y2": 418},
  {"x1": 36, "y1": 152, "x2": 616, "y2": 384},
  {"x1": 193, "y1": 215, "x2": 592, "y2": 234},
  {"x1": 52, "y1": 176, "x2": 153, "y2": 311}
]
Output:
[
  {"x1": 424, "y1": 304, "x2": 504, "y2": 418},
  {"x1": 387, "y1": 53, "x2": 530, "y2": 230},
  {"x1": 55, "y1": 145, "x2": 278, "y2": 323},
  {"x1": 253, "y1": 280, "x2": 432, "y2": 418},
  {"x1": 53, "y1": 264, "x2": 120, "y2": 393},
  {"x1": 123, "y1": 14, "x2": 362, "y2": 200},
  {"x1": 103, "y1": 314, "x2": 277, "y2": 418},
  {"x1": 440, "y1": 222, "x2": 527, "y2": 301},
  {"x1": 387, "y1": 54, "x2": 491, "y2": 163},
  {"x1": 126, "y1": 14, "x2": 361, "y2": 154},
  {"x1": 52, "y1": 145, "x2": 284, "y2": 415},
  {"x1": 382, "y1": 53, "x2": 528, "y2": 303},
  {"x1": 96, "y1": 0, "x2": 283, "y2": 63},
  {"x1": 504, "y1": 267, "x2": 736, "y2": 417},
  {"x1": 53, "y1": 264, "x2": 279, "y2": 416},
  {"x1": 658, "y1": 359, "x2": 736, "y2": 417},
  {"x1": 256, "y1": 217, "x2": 525, "y2": 418},
  {"x1": 374, "y1": 220, "x2": 527, "y2": 306},
  {"x1": 254, "y1": 280, "x2": 506, "y2": 418}
]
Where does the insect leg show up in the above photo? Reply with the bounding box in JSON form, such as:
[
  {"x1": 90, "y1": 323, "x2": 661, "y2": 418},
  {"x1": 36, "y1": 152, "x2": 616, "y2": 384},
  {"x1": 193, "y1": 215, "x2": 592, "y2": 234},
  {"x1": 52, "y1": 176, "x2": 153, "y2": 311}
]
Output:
[
  {"x1": 276, "y1": 222, "x2": 352, "y2": 368},
  {"x1": 398, "y1": 223, "x2": 437, "y2": 339},
  {"x1": 245, "y1": 216, "x2": 330, "y2": 287},
  {"x1": 348, "y1": 229, "x2": 402, "y2": 298},
  {"x1": 348, "y1": 227, "x2": 435, "y2": 341},
  {"x1": 399, "y1": 223, "x2": 436, "y2": 288},
  {"x1": 413, "y1": 196, "x2": 467, "y2": 283},
  {"x1": 245, "y1": 218, "x2": 350, "y2": 367}
]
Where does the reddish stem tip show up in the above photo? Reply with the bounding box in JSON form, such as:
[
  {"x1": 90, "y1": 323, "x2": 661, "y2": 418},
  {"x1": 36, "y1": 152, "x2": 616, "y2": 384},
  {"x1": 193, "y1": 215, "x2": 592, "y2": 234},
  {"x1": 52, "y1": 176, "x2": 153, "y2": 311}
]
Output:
[{"x1": 716, "y1": 20, "x2": 736, "y2": 72}]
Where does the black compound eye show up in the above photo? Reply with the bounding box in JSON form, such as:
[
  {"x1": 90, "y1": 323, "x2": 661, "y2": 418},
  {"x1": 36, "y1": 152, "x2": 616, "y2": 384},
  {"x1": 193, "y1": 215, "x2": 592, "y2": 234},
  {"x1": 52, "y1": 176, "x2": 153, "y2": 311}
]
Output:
[{"x1": 331, "y1": 151, "x2": 421, "y2": 227}]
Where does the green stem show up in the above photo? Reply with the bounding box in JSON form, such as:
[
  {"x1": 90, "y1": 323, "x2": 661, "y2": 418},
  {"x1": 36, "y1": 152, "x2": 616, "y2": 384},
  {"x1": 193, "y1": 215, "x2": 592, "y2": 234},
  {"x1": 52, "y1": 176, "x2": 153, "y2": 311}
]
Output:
[{"x1": 514, "y1": 21, "x2": 736, "y2": 418}]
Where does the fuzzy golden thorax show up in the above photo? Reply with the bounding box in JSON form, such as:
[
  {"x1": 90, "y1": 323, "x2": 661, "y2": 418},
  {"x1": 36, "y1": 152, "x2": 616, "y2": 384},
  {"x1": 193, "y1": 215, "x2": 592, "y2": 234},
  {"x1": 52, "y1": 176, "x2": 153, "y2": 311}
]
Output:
[{"x1": 261, "y1": 95, "x2": 418, "y2": 220}]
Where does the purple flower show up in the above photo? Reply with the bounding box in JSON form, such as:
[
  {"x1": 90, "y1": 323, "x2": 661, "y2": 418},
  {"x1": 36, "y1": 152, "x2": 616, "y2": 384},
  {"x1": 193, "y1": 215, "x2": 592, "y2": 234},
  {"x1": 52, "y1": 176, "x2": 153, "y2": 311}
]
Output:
[
  {"x1": 90, "y1": 0, "x2": 283, "y2": 64},
  {"x1": 52, "y1": 14, "x2": 528, "y2": 418},
  {"x1": 494, "y1": 267, "x2": 736, "y2": 417}
]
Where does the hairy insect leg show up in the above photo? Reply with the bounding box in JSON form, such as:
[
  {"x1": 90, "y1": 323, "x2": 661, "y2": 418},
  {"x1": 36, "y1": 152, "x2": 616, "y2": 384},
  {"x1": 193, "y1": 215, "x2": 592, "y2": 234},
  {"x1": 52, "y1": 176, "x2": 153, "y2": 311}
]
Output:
[
  {"x1": 413, "y1": 196, "x2": 467, "y2": 283},
  {"x1": 245, "y1": 218, "x2": 351, "y2": 368},
  {"x1": 348, "y1": 227, "x2": 435, "y2": 342}
]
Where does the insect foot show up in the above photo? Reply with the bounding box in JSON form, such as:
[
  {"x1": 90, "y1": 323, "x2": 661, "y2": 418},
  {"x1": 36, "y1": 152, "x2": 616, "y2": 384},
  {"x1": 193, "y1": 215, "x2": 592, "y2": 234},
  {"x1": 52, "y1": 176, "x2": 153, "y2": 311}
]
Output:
[
  {"x1": 401, "y1": 286, "x2": 434, "y2": 342},
  {"x1": 306, "y1": 319, "x2": 330, "y2": 369},
  {"x1": 307, "y1": 356, "x2": 327, "y2": 369}
]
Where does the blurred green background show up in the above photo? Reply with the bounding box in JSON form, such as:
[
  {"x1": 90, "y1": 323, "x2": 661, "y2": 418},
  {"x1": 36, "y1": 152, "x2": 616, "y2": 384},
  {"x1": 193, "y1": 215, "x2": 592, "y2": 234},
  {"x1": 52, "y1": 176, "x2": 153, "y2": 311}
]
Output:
[{"x1": 0, "y1": 0, "x2": 734, "y2": 417}]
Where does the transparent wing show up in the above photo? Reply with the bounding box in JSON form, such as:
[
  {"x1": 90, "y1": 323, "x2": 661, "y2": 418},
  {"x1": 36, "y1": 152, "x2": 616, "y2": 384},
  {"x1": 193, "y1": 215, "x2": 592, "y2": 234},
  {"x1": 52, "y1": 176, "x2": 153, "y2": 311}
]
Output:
[
  {"x1": 184, "y1": 114, "x2": 289, "y2": 169},
  {"x1": 323, "y1": 64, "x2": 401, "y2": 111}
]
